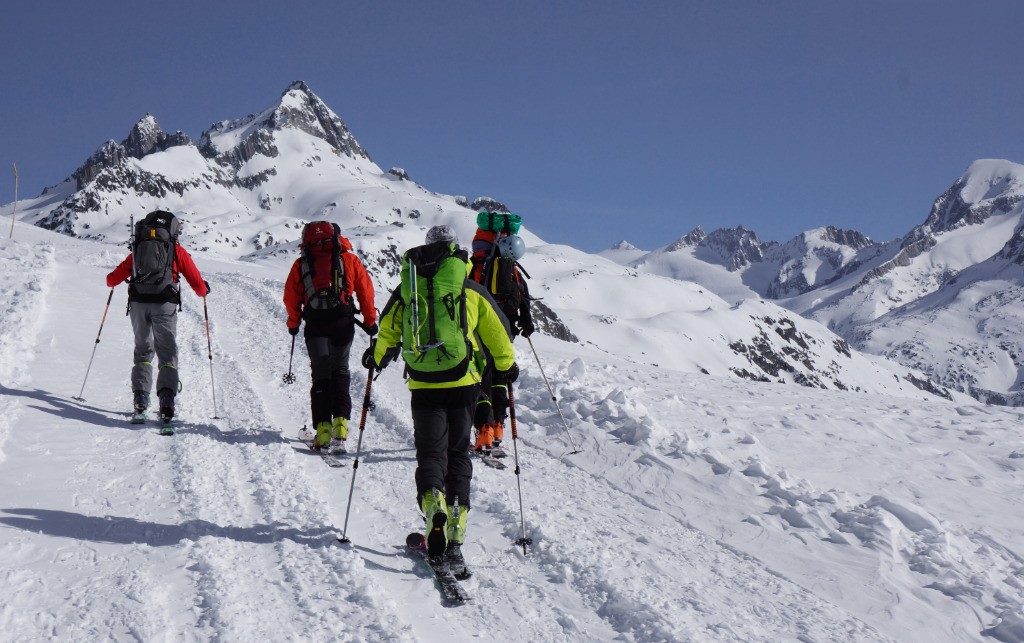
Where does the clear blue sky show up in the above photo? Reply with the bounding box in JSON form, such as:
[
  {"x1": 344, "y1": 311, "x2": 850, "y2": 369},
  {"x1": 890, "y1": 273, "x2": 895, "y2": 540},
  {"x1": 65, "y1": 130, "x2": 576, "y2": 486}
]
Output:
[{"x1": 2, "y1": 1, "x2": 1023, "y2": 252}]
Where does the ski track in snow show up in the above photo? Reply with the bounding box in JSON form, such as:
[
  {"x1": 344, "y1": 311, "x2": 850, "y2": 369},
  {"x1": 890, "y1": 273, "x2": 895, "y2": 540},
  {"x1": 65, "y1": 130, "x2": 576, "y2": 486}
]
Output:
[{"x1": 2, "y1": 235, "x2": 1024, "y2": 641}]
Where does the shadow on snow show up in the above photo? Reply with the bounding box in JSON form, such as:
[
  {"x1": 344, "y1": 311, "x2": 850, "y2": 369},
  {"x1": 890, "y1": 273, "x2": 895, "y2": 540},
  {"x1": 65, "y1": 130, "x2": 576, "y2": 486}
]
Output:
[{"x1": 0, "y1": 507, "x2": 340, "y2": 549}]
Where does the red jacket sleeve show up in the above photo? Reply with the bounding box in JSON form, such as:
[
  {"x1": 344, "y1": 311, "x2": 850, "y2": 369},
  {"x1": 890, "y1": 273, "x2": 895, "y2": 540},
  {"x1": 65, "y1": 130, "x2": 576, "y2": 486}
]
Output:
[
  {"x1": 283, "y1": 260, "x2": 304, "y2": 329},
  {"x1": 106, "y1": 254, "x2": 134, "y2": 287},
  {"x1": 175, "y1": 246, "x2": 209, "y2": 297},
  {"x1": 344, "y1": 253, "x2": 377, "y2": 327}
]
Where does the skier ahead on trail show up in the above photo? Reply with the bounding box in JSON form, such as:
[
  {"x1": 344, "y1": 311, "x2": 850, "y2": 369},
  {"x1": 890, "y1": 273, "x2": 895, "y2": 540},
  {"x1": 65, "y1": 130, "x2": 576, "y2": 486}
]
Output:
[
  {"x1": 467, "y1": 213, "x2": 535, "y2": 455},
  {"x1": 106, "y1": 210, "x2": 209, "y2": 426},
  {"x1": 284, "y1": 221, "x2": 377, "y2": 454},
  {"x1": 363, "y1": 224, "x2": 517, "y2": 576}
]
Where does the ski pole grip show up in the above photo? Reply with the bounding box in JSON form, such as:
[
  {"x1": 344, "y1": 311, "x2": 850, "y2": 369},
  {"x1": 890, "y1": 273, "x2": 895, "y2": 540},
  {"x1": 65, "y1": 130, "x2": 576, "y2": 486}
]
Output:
[{"x1": 508, "y1": 382, "x2": 518, "y2": 440}]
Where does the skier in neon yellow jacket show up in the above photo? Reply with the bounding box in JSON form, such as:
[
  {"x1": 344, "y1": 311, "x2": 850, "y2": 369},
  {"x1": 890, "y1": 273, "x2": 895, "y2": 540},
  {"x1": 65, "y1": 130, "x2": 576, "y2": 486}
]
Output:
[{"x1": 363, "y1": 225, "x2": 516, "y2": 576}]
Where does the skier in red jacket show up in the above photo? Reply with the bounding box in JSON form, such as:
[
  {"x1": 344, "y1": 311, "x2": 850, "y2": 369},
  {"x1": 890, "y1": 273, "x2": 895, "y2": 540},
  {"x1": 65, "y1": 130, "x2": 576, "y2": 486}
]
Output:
[{"x1": 283, "y1": 222, "x2": 377, "y2": 453}]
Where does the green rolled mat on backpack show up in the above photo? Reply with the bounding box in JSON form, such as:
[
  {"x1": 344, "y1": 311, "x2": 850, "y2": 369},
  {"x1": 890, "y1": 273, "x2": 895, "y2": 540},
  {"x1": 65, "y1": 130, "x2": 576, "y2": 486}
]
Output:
[{"x1": 476, "y1": 212, "x2": 522, "y2": 234}]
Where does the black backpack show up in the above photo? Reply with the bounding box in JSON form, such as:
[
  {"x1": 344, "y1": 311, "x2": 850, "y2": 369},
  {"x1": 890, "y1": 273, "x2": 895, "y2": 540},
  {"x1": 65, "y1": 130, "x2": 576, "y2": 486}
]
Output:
[
  {"x1": 131, "y1": 210, "x2": 181, "y2": 298},
  {"x1": 484, "y1": 256, "x2": 525, "y2": 320}
]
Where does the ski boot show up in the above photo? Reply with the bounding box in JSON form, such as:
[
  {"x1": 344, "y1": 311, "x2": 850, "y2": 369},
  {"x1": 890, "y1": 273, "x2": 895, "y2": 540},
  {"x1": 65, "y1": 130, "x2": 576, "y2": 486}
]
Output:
[
  {"x1": 421, "y1": 488, "x2": 450, "y2": 563},
  {"x1": 327, "y1": 417, "x2": 348, "y2": 454},
  {"x1": 158, "y1": 391, "x2": 175, "y2": 436},
  {"x1": 445, "y1": 501, "x2": 470, "y2": 578},
  {"x1": 472, "y1": 424, "x2": 494, "y2": 455},
  {"x1": 131, "y1": 391, "x2": 150, "y2": 424},
  {"x1": 312, "y1": 421, "x2": 332, "y2": 450}
]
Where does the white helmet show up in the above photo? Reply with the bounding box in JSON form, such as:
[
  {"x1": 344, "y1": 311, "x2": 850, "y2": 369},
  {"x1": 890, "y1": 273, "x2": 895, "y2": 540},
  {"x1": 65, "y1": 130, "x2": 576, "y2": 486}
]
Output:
[{"x1": 496, "y1": 234, "x2": 525, "y2": 260}]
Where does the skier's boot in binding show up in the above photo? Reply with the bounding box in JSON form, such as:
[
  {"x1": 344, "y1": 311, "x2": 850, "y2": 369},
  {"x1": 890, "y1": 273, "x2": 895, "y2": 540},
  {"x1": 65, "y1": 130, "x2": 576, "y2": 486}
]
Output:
[
  {"x1": 328, "y1": 417, "x2": 348, "y2": 454},
  {"x1": 158, "y1": 389, "x2": 174, "y2": 420},
  {"x1": 313, "y1": 420, "x2": 332, "y2": 450},
  {"x1": 472, "y1": 424, "x2": 493, "y2": 455},
  {"x1": 421, "y1": 488, "x2": 450, "y2": 572},
  {"x1": 445, "y1": 501, "x2": 470, "y2": 578},
  {"x1": 491, "y1": 421, "x2": 504, "y2": 449},
  {"x1": 133, "y1": 391, "x2": 150, "y2": 414},
  {"x1": 158, "y1": 388, "x2": 175, "y2": 434}
]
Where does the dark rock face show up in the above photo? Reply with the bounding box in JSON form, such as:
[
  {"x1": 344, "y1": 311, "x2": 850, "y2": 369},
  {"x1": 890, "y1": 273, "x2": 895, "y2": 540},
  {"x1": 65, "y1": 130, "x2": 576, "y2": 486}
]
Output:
[
  {"x1": 919, "y1": 176, "x2": 1024, "y2": 235},
  {"x1": 700, "y1": 226, "x2": 776, "y2": 271},
  {"x1": 470, "y1": 197, "x2": 510, "y2": 213},
  {"x1": 530, "y1": 300, "x2": 578, "y2": 343}
]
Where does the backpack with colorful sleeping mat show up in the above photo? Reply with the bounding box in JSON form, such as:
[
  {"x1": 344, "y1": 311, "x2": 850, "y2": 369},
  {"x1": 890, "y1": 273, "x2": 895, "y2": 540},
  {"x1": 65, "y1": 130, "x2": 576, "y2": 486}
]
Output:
[{"x1": 470, "y1": 222, "x2": 530, "y2": 324}]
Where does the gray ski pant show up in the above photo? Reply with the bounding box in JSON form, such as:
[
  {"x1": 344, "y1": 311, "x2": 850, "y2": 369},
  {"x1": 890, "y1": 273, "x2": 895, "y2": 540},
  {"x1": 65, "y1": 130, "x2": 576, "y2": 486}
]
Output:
[{"x1": 129, "y1": 301, "x2": 179, "y2": 401}]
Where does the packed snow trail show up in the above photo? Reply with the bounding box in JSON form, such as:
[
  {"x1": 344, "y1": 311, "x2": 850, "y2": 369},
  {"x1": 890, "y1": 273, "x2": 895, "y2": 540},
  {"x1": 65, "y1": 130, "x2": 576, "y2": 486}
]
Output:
[{"x1": 3, "y1": 230, "x2": 1023, "y2": 641}]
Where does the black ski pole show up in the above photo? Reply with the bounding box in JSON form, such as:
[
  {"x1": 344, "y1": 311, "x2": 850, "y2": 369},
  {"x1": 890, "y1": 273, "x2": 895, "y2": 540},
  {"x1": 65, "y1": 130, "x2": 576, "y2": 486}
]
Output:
[
  {"x1": 507, "y1": 380, "x2": 533, "y2": 554},
  {"x1": 203, "y1": 297, "x2": 220, "y2": 418},
  {"x1": 338, "y1": 367, "x2": 375, "y2": 544},
  {"x1": 526, "y1": 336, "x2": 582, "y2": 454},
  {"x1": 283, "y1": 334, "x2": 297, "y2": 384},
  {"x1": 74, "y1": 288, "x2": 114, "y2": 401}
]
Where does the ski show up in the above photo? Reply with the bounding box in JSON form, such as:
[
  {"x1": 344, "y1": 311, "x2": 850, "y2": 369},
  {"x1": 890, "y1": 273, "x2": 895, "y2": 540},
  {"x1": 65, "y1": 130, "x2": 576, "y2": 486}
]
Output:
[
  {"x1": 297, "y1": 428, "x2": 347, "y2": 468},
  {"x1": 405, "y1": 532, "x2": 471, "y2": 605},
  {"x1": 130, "y1": 411, "x2": 147, "y2": 425},
  {"x1": 472, "y1": 450, "x2": 507, "y2": 470},
  {"x1": 159, "y1": 421, "x2": 174, "y2": 436},
  {"x1": 488, "y1": 445, "x2": 508, "y2": 458}
]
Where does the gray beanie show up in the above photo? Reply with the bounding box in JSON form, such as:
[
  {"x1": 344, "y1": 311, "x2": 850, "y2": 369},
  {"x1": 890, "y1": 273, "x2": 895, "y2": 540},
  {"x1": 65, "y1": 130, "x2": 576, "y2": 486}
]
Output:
[{"x1": 425, "y1": 224, "x2": 458, "y2": 245}]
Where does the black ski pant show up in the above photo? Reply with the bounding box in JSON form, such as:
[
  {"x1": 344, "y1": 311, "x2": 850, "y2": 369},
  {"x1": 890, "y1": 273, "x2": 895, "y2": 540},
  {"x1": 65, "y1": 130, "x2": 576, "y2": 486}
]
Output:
[
  {"x1": 473, "y1": 348, "x2": 509, "y2": 430},
  {"x1": 411, "y1": 385, "x2": 476, "y2": 510},
  {"x1": 304, "y1": 316, "x2": 354, "y2": 427}
]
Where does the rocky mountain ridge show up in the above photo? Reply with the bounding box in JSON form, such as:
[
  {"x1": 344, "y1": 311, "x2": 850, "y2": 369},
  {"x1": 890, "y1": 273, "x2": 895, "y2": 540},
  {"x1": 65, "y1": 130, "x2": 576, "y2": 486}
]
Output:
[{"x1": 1, "y1": 81, "x2": 956, "y2": 402}]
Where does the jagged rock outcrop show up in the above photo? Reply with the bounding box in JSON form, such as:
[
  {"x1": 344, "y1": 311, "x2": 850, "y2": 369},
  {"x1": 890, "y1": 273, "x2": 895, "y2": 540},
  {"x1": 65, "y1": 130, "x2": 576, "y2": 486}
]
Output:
[
  {"x1": 71, "y1": 115, "x2": 192, "y2": 189},
  {"x1": 470, "y1": 197, "x2": 510, "y2": 213},
  {"x1": 767, "y1": 227, "x2": 875, "y2": 298},
  {"x1": 700, "y1": 226, "x2": 776, "y2": 271}
]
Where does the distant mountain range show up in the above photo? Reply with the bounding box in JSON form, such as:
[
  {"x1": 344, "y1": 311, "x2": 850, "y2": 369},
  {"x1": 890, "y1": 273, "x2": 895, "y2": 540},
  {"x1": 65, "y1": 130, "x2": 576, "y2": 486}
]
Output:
[
  {"x1": 604, "y1": 159, "x2": 1024, "y2": 405},
  {"x1": 2, "y1": 80, "x2": 981, "y2": 403}
]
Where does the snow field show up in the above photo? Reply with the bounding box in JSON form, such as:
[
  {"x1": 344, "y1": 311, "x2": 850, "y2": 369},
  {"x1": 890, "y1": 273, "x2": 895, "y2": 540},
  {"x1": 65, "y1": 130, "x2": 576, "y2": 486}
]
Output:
[{"x1": 3, "y1": 230, "x2": 1024, "y2": 641}]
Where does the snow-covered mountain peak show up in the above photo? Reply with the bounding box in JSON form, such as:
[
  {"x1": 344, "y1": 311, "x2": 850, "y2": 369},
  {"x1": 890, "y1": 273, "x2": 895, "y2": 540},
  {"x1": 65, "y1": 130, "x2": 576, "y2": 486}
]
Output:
[
  {"x1": 664, "y1": 226, "x2": 706, "y2": 252},
  {"x1": 609, "y1": 240, "x2": 639, "y2": 251},
  {"x1": 693, "y1": 225, "x2": 776, "y2": 271},
  {"x1": 916, "y1": 158, "x2": 1024, "y2": 237},
  {"x1": 199, "y1": 80, "x2": 371, "y2": 168}
]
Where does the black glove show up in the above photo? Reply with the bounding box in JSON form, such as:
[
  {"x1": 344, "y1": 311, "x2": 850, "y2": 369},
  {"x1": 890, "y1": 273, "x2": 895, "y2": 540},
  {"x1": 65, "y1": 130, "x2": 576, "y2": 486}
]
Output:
[
  {"x1": 519, "y1": 318, "x2": 535, "y2": 338},
  {"x1": 364, "y1": 322, "x2": 379, "y2": 337},
  {"x1": 501, "y1": 362, "x2": 519, "y2": 384},
  {"x1": 380, "y1": 346, "x2": 400, "y2": 370},
  {"x1": 204, "y1": 280, "x2": 211, "y2": 295},
  {"x1": 289, "y1": 326, "x2": 300, "y2": 336},
  {"x1": 361, "y1": 340, "x2": 378, "y2": 370}
]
